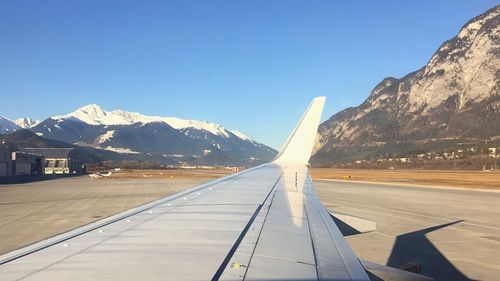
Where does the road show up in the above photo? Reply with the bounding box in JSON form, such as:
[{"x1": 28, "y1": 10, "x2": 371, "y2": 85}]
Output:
[{"x1": 314, "y1": 179, "x2": 500, "y2": 281}]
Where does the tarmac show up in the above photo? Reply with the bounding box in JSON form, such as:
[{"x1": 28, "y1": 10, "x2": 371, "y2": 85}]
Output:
[
  {"x1": 0, "y1": 176, "x2": 211, "y2": 256},
  {"x1": 0, "y1": 175, "x2": 498, "y2": 280},
  {"x1": 315, "y1": 179, "x2": 500, "y2": 281}
]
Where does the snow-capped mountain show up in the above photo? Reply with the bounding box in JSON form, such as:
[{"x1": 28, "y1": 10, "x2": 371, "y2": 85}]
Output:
[
  {"x1": 14, "y1": 118, "x2": 40, "y2": 129},
  {"x1": 30, "y1": 104, "x2": 276, "y2": 166},
  {"x1": 0, "y1": 116, "x2": 20, "y2": 134},
  {"x1": 52, "y1": 103, "x2": 250, "y2": 139},
  {"x1": 0, "y1": 117, "x2": 41, "y2": 133},
  {"x1": 312, "y1": 5, "x2": 500, "y2": 166}
]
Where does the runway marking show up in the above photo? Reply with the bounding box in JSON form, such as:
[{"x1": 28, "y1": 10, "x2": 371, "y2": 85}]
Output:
[
  {"x1": 119, "y1": 179, "x2": 136, "y2": 212},
  {"x1": 316, "y1": 179, "x2": 500, "y2": 193}
]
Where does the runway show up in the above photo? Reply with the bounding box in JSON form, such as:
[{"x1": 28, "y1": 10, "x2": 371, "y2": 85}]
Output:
[
  {"x1": 0, "y1": 176, "x2": 498, "y2": 280},
  {"x1": 314, "y1": 179, "x2": 500, "y2": 281}
]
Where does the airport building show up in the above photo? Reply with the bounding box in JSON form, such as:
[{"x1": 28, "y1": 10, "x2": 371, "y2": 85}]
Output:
[
  {"x1": 0, "y1": 150, "x2": 12, "y2": 177},
  {"x1": 5, "y1": 148, "x2": 84, "y2": 176},
  {"x1": 11, "y1": 150, "x2": 44, "y2": 176},
  {"x1": 17, "y1": 148, "x2": 84, "y2": 174}
]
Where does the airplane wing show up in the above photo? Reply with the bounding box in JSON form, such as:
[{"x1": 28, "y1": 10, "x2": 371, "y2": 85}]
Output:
[{"x1": 0, "y1": 97, "x2": 431, "y2": 280}]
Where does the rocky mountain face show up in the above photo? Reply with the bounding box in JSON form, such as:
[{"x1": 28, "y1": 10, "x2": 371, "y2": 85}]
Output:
[
  {"x1": 312, "y1": 6, "x2": 500, "y2": 166},
  {"x1": 24, "y1": 104, "x2": 276, "y2": 166}
]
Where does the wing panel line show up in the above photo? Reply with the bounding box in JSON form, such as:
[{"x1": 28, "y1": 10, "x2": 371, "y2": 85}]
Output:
[
  {"x1": 304, "y1": 196, "x2": 320, "y2": 280},
  {"x1": 211, "y1": 172, "x2": 282, "y2": 281},
  {"x1": 241, "y1": 190, "x2": 277, "y2": 280}
]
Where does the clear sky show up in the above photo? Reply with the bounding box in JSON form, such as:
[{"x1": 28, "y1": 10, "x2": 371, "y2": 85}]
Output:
[{"x1": 0, "y1": 1, "x2": 498, "y2": 149}]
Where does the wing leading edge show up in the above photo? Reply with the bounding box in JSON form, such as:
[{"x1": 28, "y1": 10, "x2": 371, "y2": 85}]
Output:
[{"x1": 0, "y1": 97, "x2": 432, "y2": 281}]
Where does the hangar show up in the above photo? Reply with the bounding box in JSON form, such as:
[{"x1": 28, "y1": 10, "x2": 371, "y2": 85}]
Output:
[
  {"x1": 11, "y1": 151, "x2": 44, "y2": 176},
  {"x1": 17, "y1": 148, "x2": 84, "y2": 174}
]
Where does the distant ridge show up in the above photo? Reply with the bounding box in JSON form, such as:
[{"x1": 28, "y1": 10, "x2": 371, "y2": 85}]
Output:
[
  {"x1": 0, "y1": 116, "x2": 19, "y2": 134},
  {"x1": 0, "y1": 104, "x2": 277, "y2": 166},
  {"x1": 0, "y1": 129, "x2": 125, "y2": 164}
]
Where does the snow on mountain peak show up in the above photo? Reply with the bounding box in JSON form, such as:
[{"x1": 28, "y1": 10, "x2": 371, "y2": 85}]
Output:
[
  {"x1": 14, "y1": 117, "x2": 41, "y2": 128},
  {"x1": 230, "y1": 130, "x2": 253, "y2": 142},
  {"x1": 162, "y1": 117, "x2": 229, "y2": 137},
  {"x1": 52, "y1": 104, "x2": 254, "y2": 141},
  {"x1": 80, "y1": 103, "x2": 103, "y2": 111},
  {"x1": 54, "y1": 104, "x2": 112, "y2": 125}
]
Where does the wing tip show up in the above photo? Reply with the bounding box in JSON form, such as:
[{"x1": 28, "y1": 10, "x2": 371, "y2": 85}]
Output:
[{"x1": 274, "y1": 97, "x2": 326, "y2": 165}]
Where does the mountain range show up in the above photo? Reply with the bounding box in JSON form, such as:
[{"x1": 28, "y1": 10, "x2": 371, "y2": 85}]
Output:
[
  {"x1": 1, "y1": 104, "x2": 276, "y2": 166},
  {"x1": 312, "y1": 5, "x2": 499, "y2": 166}
]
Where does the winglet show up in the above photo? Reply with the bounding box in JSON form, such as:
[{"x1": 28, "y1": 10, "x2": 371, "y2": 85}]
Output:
[{"x1": 274, "y1": 97, "x2": 326, "y2": 165}]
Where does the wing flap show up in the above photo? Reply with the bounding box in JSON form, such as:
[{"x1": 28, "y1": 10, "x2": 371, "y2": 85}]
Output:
[
  {"x1": 329, "y1": 212, "x2": 377, "y2": 236},
  {"x1": 361, "y1": 259, "x2": 434, "y2": 281}
]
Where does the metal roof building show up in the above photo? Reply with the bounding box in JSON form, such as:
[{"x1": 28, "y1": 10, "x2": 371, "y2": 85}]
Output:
[{"x1": 19, "y1": 148, "x2": 73, "y2": 158}]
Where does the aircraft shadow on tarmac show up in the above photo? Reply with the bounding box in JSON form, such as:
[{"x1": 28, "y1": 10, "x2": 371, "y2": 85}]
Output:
[{"x1": 386, "y1": 220, "x2": 472, "y2": 281}]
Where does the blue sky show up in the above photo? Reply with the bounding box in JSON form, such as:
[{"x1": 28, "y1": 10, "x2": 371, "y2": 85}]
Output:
[{"x1": 0, "y1": 1, "x2": 497, "y2": 149}]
